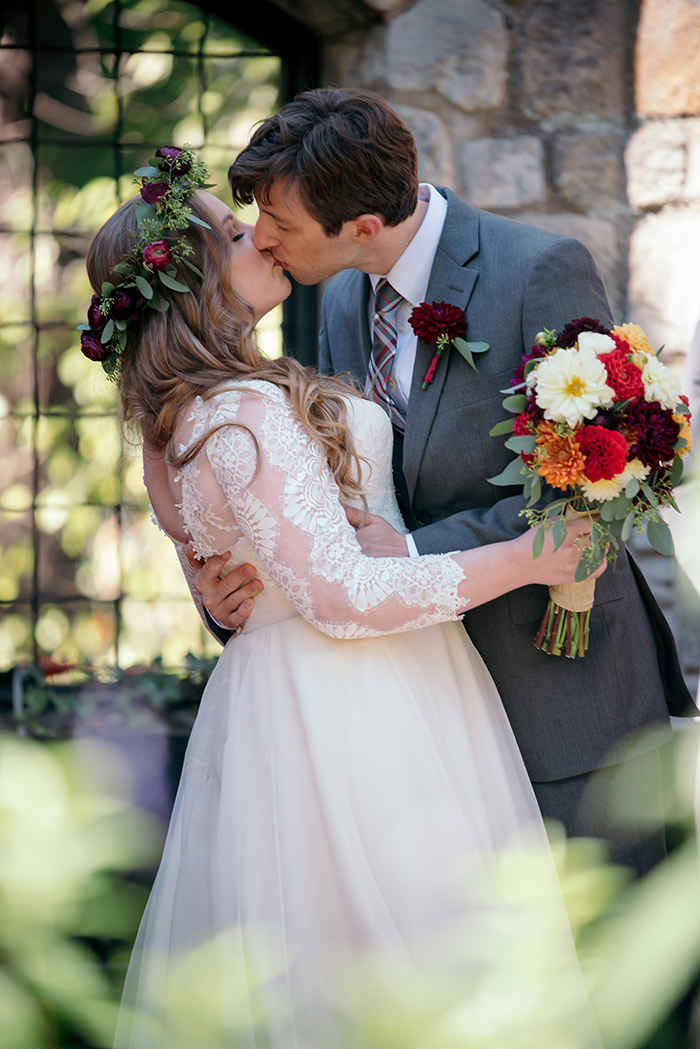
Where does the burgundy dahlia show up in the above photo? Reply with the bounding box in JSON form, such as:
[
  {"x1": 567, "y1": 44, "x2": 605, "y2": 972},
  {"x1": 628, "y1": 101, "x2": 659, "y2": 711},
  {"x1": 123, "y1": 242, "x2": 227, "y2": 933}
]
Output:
[
  {"x1": 155, "y1": 146, "x2": 191, "y2": 176},
  {"x1": 80, "y1": 330, "x2": 110, "y2": 362},
  {"x1": 408, "y1": 301, "x2": 466, "y2": 344},
  {"x1": 557, "y1": 317, "x2": 609, "y2": 348},
  {"x1": 141, "y1": 181, "x2": 170, "y2": 206},
  {"x1": 627, "y1": 401, "x2": 681, "y2": 470},
  {"x1": 143, "y1": 240, "x2": 173, "y2": 270}
]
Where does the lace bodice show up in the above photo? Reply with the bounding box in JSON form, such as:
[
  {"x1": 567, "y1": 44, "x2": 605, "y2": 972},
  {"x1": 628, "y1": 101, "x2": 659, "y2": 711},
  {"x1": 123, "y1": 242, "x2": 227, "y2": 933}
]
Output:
[{"x1": 168, "y1": 381, "x2": 465, "y2": 638}]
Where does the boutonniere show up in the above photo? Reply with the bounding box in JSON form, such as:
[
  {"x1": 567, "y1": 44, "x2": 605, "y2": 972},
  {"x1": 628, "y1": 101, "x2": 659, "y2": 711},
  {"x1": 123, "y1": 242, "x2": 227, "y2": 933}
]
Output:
[{"x1": 408, "y1": 301, "x2": 490, "y2": 389}]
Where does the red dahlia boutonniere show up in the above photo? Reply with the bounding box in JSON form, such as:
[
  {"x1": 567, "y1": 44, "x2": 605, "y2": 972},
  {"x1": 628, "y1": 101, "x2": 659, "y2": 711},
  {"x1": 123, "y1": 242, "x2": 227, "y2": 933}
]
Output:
[{"x1": 408, "y1": 301, "x2": 489, "y2": 388}]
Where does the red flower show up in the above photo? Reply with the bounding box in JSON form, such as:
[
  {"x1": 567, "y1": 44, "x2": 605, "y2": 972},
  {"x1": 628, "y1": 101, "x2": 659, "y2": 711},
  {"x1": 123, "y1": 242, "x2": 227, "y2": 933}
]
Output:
[
  {"x1": 600, "y1": 348, "x2": 644, "y2": 401},
  {"x1": 155, "y1": 146, "x2": 191, "y2": 176},
  {"x1": 513, "y1": 410, "x2": 537, "y2": 465},
  {"x1": 143, "y1": 240, "x2": 173, "y2": 270},
  {"x1": 409, "y1": 301, "x2": 466, "y2": 344},
  {"x1": 576, "y1": 424, "x2": 629, "y2": 481},
  {"x1": 80, "y1": 330, "x2": 110, "y2": 362},
  {"x1": 141, "y1": 181, "x2": 170, "y2": 205}
]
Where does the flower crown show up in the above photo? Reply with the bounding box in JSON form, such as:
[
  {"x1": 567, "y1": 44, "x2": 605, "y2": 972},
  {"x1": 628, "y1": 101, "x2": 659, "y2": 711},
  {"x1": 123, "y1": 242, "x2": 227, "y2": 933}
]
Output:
[{"x1": 78, "y1": 146, "x2": 212, "y2": 377}]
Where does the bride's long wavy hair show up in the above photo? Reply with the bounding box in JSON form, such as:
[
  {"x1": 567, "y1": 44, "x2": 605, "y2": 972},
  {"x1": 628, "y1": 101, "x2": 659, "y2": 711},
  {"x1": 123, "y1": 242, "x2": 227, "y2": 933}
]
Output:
[{"x1": 86, "y1": 192, "x2": 366, "y2": 500}]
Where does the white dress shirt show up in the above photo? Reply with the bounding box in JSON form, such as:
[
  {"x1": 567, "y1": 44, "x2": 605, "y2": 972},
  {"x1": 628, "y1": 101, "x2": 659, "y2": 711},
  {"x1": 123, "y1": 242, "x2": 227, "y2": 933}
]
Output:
[{"x1": 368, "y1": 184, "x2": 447, "y2": 554}]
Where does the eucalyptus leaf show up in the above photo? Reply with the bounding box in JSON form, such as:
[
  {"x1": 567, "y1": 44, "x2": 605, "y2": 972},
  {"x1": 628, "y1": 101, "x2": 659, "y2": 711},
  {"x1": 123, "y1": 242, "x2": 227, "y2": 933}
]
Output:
[
  {"x1": 100, "y1": 319, "x2": 114, "y2": 344},
  {"x1": 454, "y1": 337, "x2": 489, "y2": 355},
  {"x1": 487, "y1": 457, "x2": 527, "y2": 487},
  {"x1": 625, "y1": 477, "x2": 640, "y2": 499},
  {"x1": 505, "y1": 434, "x2": 536, "y2": 453},
  {"x1": 158, "y1": 269, "x2": 190, "y2": 293},
  {"x1": 134, "y1": 165, "x2": 160, "y2": 178},
  {"x1": 523, "y1": 358, "x2": 540, "y2": 378},
  {"x1": 182, "y1": 258, "x2": 204, "y2": 278},
  {"x1": 621, "y1": 511, "x2": 635, "y2": 542},
  {"x1": 148, "y1": 291, "x2": 170, "y2": 313},
  {"x1": 134, "y1": 275, "x2": 154, "y2": 299},
  {"x1": 101, "y1": 282, "x2": 115, "y2": 295},
  {"x1": 641, "y1": 482, "x2": 659, "y2": 508},
  {"x1": 77, "y1": 323, "x2": 90, "y2": 331},
  {"x1": 452, "y1": 340, "x2": 474, "y2": 370},
  {"x1": 502, "y1": 394, "x2": 529, "y2": 414},
  {"x1": 135, "y1": 203, "x2": 155, "y2": 226},
  {"x1": 115, "y1": 319, "x2": 127, "y2": 331},
  {"x1": 113, "y1": 262, "x2": 133, "y2": 276},
  {"x1": 668, "y1": 456, "x2": 684, "y2": 486},
  {"x1": 187, "y1": 214, "x2": 212, "y2": 229},
  {"x1": 526, "y1": 475, "x2": 542, "y2": 508},
  {"x1": 646, "y1": 517, "x2": 675, "y2": 556},
  {"x1": 552, "y1": 516, "x2": 567, "y2": 551},
  {"x1": 614, "y1": 497, "x2": 632, "y2": 520},
  {"x1": 532, "y1": 526, "x2": 545, "y2": 559},
  {"x1": 489, "y1": 418, "x2": 515, "y2": 437},
  {"x1": 600, "y1": 499, "x2": 617, "y2": 522},
  {"x1": 675, "y1": 400, "x2": 691, "y2": 415}
]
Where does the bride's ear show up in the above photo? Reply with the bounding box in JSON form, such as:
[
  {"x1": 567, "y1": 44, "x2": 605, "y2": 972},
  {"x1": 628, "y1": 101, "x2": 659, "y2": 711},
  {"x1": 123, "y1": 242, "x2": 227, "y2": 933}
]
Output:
[{"x1": 350, "y1": 214, "x2": 383, "y2": 244}]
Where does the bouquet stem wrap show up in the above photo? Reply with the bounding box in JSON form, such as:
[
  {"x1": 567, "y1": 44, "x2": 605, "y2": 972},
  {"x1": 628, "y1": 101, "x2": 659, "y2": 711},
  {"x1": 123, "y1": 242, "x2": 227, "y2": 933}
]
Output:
[{"x1": 533, "y1": 507, "x2": 596, "y2": 659}]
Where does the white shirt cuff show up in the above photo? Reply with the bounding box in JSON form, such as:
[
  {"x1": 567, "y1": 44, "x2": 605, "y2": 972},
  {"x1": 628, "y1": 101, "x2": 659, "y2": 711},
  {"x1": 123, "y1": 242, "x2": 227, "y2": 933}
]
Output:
[{"x1": 405, "y1": 533, "x2": 419, "y2": 558}]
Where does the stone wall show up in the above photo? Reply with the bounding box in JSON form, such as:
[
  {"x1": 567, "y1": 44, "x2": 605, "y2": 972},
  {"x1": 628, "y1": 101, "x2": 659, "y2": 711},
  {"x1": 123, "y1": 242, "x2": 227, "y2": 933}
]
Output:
[{"x1": 266, "y1": 0, "x2": 700, "y2": 692}]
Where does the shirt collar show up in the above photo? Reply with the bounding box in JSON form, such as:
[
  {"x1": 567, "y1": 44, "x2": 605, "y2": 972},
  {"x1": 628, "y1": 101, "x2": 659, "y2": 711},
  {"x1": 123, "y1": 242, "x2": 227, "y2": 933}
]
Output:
[{"x1": 369, "y1": 184, "x2": 447, "y2": 305}]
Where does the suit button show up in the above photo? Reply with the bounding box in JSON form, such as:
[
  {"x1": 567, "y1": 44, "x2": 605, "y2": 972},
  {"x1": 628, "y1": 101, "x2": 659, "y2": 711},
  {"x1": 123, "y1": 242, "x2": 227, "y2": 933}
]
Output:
[{"x1": 387, "y1": 378, "x2": 396, "y2": 389}]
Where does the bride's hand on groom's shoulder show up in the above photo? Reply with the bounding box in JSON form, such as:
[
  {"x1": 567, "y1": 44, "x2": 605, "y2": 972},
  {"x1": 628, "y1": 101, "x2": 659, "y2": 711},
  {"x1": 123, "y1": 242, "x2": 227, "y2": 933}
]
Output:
[
  {"x1": 345, "y1": 507, "x2": 409, "y2": 557},
  {"x1": 185, "y1": 544, "x2": 262, "y2": 630}
]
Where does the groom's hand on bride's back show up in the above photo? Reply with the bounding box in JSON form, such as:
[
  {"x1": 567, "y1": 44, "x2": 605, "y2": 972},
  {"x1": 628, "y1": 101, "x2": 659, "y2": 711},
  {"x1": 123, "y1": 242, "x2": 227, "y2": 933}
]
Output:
[{"x1": 185, "y1": 544, "x2": 261, "y2": 631}]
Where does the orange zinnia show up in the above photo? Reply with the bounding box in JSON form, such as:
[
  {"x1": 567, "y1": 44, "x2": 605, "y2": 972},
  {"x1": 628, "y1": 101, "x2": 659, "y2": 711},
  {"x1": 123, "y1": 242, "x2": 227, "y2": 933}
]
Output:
[{"x1": 535, "y1": 422, "x2": 586, "y2": 489}]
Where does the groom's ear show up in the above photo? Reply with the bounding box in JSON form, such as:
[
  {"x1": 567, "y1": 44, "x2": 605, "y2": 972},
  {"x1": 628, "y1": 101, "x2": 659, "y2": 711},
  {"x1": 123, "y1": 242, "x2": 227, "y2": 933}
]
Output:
[{"x1": 349, "y1": 214, "x2": 384, "y2": 244}]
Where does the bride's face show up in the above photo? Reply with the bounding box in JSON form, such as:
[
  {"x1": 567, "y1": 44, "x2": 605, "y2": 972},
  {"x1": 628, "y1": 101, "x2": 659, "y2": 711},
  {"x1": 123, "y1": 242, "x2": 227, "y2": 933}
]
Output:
[{"x1": 199, "y1": 192, "x2": 292, "y2": 320}]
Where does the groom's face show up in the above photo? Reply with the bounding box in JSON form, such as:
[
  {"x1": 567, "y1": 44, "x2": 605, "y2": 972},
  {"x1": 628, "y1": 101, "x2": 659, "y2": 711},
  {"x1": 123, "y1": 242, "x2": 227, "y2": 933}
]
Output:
[{"x1": 254, "y1": 180, "x2": 361, "y2": 285}]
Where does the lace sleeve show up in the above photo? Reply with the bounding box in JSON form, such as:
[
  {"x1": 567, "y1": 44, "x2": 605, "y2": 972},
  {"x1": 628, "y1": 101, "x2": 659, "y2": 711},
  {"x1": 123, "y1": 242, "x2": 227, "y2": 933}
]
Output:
[{"x1": 184, "y1": 384, "x2": 467, "y2": 639}]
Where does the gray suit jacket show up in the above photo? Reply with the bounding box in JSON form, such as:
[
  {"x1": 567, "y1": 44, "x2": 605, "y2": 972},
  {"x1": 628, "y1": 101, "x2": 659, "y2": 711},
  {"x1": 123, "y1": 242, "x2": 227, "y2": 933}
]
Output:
[{"x1": 319, "y1": 188, "x2": 694, "y2": 783}]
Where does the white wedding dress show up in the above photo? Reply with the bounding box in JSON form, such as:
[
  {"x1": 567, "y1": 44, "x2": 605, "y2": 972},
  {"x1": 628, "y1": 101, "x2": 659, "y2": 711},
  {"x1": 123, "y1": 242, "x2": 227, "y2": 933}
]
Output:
[{"x1": 115, "y1": 383, "x2": 598, "y2": 1048}]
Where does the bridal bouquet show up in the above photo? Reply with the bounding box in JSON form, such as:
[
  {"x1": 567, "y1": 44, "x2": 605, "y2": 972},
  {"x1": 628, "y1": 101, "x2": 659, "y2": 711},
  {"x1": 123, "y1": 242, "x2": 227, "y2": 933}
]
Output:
[{"x1": 489, "y1": 317, "x2": 692, "y2": 658}]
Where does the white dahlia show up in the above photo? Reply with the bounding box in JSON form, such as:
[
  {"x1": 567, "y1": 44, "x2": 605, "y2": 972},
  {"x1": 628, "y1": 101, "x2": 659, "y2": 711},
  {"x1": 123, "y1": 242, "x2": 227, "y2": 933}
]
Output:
[
  {"x1": 532, "y1": 346, "x2": 615, "y2": 429},
  {"x1": 641, "y1": 355, "x2": 681, "y2": 410},
  {"x1": 577, "y1": 331, "x2": 616, "y2": 356}
]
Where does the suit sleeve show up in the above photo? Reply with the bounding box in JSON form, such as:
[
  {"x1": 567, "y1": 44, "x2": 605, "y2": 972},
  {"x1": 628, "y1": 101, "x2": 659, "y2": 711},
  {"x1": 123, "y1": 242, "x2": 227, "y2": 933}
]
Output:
[{"x1": 411, "y1": 234, "x2": 614, "y2": 556}]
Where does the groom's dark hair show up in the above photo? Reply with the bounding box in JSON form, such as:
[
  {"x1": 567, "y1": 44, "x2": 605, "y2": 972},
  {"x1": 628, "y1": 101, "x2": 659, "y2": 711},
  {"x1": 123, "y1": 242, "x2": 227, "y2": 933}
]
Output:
[{"x1": 228, "y1": 87, "x2": 419, "y2": 237}]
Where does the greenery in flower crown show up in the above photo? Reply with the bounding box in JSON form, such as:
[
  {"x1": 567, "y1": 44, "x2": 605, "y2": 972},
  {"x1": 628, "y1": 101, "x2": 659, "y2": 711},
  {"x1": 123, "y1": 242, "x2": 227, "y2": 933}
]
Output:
[{"x1": 78, "y1": 146, "x2": 212, "y2": 378}]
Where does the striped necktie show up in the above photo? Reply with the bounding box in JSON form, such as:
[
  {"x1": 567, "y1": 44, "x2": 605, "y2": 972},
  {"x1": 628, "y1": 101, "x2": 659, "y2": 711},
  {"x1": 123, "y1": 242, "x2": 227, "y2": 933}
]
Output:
[{"x1": 366, "y1": 278, "x2": 406, "y2": 431}]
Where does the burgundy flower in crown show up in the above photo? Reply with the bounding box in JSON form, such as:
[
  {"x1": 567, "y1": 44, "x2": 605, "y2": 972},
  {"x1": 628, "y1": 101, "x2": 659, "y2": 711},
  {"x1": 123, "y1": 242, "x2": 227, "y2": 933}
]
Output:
[
  {"x1": 141, "y1": 181, "x2": 170, "y2": 206},
  {"x1": 408, "y1": 300, "x2": 488, "y2": 388},
  {"x1": 80, "y1": 330, "x2": 110, "y2": 362},
  {"x1": 143, "y1": 240, "x2": 173, "y2": 271},
  {"x1": 154, "y1": 146, "x2": 192, "y2": 176}
]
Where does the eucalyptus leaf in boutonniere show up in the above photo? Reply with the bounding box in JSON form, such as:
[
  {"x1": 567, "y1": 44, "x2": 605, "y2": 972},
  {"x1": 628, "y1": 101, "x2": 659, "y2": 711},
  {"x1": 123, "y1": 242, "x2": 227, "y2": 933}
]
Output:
[{"x1": 408, "y1": 301, "x2": 489, "y2": 388}]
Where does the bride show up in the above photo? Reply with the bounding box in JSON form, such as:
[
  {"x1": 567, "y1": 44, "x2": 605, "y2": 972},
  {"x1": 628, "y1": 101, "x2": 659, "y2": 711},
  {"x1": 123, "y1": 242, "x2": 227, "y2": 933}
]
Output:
[{"x1": 81, "y1": 151, "x2": 604, "y2": 1048}]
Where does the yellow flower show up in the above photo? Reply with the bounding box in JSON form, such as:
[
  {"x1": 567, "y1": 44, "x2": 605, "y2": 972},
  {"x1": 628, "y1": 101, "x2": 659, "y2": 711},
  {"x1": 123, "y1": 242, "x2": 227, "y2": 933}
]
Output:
[
  {"x1": 611, "y1": 323, "x2": 655, "y2": 357},
  {"x1": 673, "y1": 413, "x2": 693, "y2": 456}
]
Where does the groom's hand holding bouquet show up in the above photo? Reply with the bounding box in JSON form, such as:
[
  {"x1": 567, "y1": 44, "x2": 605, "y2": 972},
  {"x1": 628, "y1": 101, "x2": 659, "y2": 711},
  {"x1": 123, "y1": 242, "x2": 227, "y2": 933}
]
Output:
[{"x1": 490, "y1": 317, "x2": 693, "y2": 658}]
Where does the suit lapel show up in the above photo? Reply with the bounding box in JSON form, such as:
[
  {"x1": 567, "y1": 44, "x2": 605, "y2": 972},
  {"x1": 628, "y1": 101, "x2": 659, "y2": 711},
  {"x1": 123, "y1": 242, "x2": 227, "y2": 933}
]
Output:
[
  {"x1": 337, "y1": 270, "x2": 373, "y2": 379},
  {"x1": 403, "y1": 191, "x2": 481, "y2": 502}
]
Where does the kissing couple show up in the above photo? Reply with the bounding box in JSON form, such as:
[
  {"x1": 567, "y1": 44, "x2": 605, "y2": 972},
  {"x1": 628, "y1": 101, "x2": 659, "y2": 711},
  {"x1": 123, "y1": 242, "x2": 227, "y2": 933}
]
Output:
[{"x1": 80, "y1": 88, "x2": 693, "y2": 1047}]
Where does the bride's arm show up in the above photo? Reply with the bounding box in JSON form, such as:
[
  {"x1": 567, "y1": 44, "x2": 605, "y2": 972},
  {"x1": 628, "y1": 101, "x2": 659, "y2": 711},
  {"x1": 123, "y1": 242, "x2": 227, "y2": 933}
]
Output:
[{"x1": 194, "y1": 387, "x2": 600, "y2": 640}]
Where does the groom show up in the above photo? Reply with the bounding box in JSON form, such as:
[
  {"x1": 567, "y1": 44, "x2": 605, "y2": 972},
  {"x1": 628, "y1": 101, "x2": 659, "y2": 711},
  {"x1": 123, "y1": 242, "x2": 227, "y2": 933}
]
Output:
[{"x1": 190, "y1": 87, "x2": 695, "y2": 874}]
